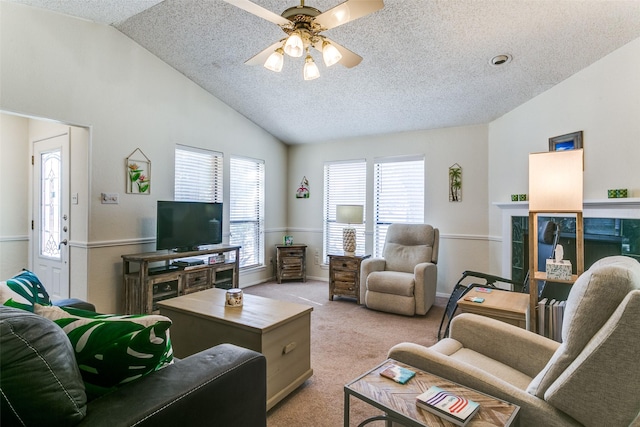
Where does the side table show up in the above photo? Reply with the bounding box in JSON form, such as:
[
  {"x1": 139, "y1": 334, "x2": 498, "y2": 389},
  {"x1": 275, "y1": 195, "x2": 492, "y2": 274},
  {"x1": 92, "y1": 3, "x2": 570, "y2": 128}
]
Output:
[
  {"x1": 456, "y1": 288, "x2": 530, "y2": 329},
  {"x1": 345, "y1": 359, "x2": 520, "y2": 427},
  {"x1": 328, "y1": 254, "x2": 368, "y2": 304},
  {"x1": 276, "y1": 244, "x2": 307, "y2": 283}
]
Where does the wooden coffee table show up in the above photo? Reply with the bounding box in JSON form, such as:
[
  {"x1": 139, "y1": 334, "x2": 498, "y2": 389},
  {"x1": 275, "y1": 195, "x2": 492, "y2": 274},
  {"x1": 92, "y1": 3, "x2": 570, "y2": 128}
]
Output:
[
  {"x1": 457, "y1": 288, "x2": 530, "y2": 329},
  {"x1": 345, "y1": 359, "x2": 519, "y2": 427},
  {"x1": 158, "y1": 288, "x2": 313, "y2": 410}
]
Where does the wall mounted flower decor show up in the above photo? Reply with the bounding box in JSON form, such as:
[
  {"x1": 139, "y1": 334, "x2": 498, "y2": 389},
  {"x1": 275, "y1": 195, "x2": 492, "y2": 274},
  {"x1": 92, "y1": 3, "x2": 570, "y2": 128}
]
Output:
[
  {"x1": 296, "y1": 176, "x2": 309, "y2": 198},
  {"x1": 126, "y1": 148, "x2": 151, "y2": 194}
]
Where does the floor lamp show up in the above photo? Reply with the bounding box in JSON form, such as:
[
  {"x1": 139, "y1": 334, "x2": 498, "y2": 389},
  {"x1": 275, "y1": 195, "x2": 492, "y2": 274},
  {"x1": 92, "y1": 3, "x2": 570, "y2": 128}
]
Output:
[
  {"x1": 528, "y1": 148, "x2": 584, "y2": 332},
  {"x1": 336, "y1": 205, "x2": 363, "y2": 256}
]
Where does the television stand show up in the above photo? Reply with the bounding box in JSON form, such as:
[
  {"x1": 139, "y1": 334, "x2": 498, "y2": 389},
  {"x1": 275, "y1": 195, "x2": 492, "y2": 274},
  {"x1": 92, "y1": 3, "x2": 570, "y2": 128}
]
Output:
[
  {"x1": 148, "y1": 265, "x2": 180, "y2": 275},
  {"x1": 122, "y1": 245, "x2": 241, "y2": 314}
]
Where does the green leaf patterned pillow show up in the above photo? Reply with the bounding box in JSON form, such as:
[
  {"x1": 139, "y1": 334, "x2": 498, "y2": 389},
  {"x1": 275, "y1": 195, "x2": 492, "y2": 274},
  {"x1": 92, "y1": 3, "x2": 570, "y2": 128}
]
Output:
[
  {"x1": 35, "y1": 304, "x2": 174, "y2": 399},
  {"x1": 0, "y1": 270, "x2": 51, "y2": 311}
]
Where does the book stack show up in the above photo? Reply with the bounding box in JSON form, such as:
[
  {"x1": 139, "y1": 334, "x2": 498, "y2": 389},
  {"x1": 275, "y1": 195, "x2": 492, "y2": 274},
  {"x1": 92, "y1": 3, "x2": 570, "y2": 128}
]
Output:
[
  {"x1": 416, "y1": 386, "x2": 480, "y2": 426},
  {"x1": 537, "y1": 298, "x2": 566, "y2": 342}
]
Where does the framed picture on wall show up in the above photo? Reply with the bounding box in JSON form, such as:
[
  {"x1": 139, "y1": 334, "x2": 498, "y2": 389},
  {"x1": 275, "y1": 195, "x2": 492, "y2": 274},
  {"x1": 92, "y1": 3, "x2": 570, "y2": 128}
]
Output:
[{"x1": 549, "y1": 131, "x2": 583, "y2": 152}]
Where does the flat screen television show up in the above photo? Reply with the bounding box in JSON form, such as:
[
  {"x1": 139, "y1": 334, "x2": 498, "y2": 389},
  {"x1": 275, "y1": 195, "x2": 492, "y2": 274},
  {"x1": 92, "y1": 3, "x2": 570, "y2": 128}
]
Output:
[{"x1": 156, "y1": 201, "x2": 222, "y2": 252}]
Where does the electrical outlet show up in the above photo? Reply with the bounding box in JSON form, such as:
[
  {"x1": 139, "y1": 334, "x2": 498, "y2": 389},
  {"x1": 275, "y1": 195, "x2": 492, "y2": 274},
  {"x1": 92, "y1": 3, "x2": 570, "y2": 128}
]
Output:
[{"x1": 101, "y1": 193, "x2": 119, "y2": 204}]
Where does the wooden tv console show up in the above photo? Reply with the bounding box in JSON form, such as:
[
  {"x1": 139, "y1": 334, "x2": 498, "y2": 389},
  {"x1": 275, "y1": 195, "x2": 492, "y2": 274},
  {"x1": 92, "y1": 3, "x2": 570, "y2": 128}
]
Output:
[{"x1": 122, "y1": 245, "x2": 240, "y2": 314}]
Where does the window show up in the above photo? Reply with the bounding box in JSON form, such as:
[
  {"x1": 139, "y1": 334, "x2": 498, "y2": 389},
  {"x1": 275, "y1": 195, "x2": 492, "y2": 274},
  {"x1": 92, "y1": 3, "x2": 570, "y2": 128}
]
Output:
[
  {"x1": 323, "y1": 160, "x2": 366, "y2": 261},
  {"x1": 373, "y1": 156, "x2": 424, "y2": 257},
  {"x1": 174, "y1": 145, "x2": 223, "y2": 202},
  {"x1": 230, "y1": 156, "x2": 265, "y2": 269}
]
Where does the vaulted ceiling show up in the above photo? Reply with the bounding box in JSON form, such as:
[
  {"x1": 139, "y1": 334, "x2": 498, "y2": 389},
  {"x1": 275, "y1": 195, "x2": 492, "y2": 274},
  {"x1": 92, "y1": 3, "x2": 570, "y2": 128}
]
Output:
[{"x1": 9, "y1": 0, "x2": 640, "y2": 144}]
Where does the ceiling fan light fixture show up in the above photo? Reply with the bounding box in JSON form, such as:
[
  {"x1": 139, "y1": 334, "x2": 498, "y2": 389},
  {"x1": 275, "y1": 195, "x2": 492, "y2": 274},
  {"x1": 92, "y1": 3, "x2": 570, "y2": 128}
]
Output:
[
  {"x1": 284, "y1": 31, "x2": 304, "y2": 57},
  {"x1": 264, "y1": 47, "x2": 284, "y2": 72},
  {"x1": 322, "y1": 40, "x2": 342, "y2": 67},
  {"x1": 303, "y1": 54, "x2": 320, "y2": 80}
]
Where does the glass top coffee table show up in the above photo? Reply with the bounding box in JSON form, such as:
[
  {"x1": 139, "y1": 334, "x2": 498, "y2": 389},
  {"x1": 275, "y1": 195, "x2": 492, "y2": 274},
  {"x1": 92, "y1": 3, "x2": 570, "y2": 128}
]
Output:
[{"x1": 344, "y1": 359, "x2": 519, "y2": 427}]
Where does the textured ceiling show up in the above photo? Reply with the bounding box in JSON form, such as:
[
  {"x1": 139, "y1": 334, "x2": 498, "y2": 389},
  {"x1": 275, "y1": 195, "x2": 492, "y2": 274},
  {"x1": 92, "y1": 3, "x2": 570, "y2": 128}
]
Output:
[{"x1": 9, "y1": 0, "x2": 640, "y2": 144}]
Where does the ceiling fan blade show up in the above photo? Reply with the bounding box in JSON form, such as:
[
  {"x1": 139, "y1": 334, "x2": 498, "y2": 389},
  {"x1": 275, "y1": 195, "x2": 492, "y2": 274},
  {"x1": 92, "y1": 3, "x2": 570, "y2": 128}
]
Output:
[
  {"x1": 314, "y1": 37, "x2": 362, "y2": 68},
  {"x1": 245, "y1": 41, "x2": 285, "y2": 66},
  {"x1": 224, "y1": 0, "x2": 291, "y2": 26},
  {"x1": 314, "y1": 0, "x2": 384, "y2": 30}
]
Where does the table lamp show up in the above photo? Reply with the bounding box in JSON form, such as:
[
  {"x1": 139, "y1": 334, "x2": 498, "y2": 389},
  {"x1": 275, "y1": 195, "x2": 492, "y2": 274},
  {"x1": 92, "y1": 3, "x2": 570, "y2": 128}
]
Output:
[{"x1": 336, "y1": 205, "x2": 364, "y2": 256}]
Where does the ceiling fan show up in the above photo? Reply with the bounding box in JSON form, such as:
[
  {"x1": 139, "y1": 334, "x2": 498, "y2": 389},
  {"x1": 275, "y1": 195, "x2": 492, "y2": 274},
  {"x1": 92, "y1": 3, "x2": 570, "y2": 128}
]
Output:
[{"x1": 224, "y1": 0, "x2": 384, "y2": 80}]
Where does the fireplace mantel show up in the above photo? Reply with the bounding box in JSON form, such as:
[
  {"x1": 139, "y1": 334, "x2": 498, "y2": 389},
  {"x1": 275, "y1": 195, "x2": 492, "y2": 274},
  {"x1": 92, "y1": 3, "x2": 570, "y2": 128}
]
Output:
[{"x1": 495, "y1": 198, "x2": 640, "y2": 277}]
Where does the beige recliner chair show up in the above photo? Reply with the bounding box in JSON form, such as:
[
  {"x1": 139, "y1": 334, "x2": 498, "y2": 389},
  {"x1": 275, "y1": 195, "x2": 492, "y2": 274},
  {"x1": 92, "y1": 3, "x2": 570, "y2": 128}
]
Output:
[
  {"x1": 360, "y1": 223, "x2": 439, "y2": 316},
  {"x1": 389, "y1": 255, "x2": 640, "y2": 427}
]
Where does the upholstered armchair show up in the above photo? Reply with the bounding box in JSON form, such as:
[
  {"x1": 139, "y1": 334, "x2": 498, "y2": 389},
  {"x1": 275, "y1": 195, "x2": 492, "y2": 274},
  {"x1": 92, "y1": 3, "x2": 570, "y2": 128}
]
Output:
[
  {"x1": 360, "y1": 223, "x2": 439, "y2": 316},
  {"x1": 389, "y1": 256, "x2": 640, "y2": 427}
]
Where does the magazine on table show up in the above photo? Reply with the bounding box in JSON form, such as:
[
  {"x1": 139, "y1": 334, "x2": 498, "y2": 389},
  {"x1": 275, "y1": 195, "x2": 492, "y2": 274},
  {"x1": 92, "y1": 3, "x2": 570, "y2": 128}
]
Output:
[
  {"x1": 379, "y1": 364, "x2": 416, "y2": 384},
  {"x1": 416, "y1": 386, "x2": 480, "y2": 426}
]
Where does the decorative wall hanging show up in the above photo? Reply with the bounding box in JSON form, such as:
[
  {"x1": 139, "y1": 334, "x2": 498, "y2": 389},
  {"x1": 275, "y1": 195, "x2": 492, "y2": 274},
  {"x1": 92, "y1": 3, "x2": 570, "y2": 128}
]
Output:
[
  {"x1": 296, "y1": 176, "x2": 310, "y2": 198},
  {"x1": 126, "y1": 148, "x2": 151, "y2": 194},
  {"x1": 449, "y1": 163, "x2": 462, "y2": 202},
  {"x1": 549, "y1": 131, "x2": 583, "y2": 152}
]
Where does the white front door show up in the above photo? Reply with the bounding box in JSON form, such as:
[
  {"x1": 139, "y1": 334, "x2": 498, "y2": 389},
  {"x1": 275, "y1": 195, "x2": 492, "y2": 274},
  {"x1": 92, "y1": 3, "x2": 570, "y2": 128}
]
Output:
[{"x1": 32, "y1": 133, "x2": 70, "y2": 299}]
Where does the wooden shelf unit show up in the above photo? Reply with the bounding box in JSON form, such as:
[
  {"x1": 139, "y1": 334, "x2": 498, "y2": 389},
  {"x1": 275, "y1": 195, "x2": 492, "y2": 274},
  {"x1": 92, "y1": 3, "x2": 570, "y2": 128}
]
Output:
[
  {"x1": 122, "y1": 245, "x2": 240, "y2": 314},
  {"x1": 528, "y1": 211, "x2": 584, "y2": 333}
]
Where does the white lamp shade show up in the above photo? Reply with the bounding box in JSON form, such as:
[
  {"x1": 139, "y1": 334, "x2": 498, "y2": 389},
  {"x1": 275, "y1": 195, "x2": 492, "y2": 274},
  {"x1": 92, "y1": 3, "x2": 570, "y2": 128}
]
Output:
[
  {"x1": 322, "y1": 41, "x2": 342, "y2": 67},
  {"x1": 529, "y1": 149, "x2": 583, "y2": 212},
  {"x1": 264, "y1": 48, "x2": 284, "y2": 72},
  {"x1": 284, "y1": 32, "x2": 304, "y2": 58},
  {"x1": 336, "y1": 205, "x2": 364, "y2": 224},
  {"x1": 303, "y1": 55, "x2": 320, "y2": 80}
]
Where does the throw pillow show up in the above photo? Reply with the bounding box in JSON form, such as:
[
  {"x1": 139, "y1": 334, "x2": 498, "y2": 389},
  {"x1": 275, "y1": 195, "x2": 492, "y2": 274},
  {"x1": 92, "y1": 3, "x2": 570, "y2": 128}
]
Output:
[
  {"x1": 0, "y1": 269, "x2": 51, "y2": 311},
  {"x1": 35, "y1": 304, "x2": 174, "y2": 399},
  {"x1": 0, "y1": 306, "x2": 87, "y2": 426}
]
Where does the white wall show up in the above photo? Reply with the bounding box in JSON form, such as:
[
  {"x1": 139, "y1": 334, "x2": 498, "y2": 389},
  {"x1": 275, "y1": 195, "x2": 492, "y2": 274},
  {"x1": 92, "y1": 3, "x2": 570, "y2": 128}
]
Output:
[
  {"x1": 488, "y1": 37, "x2": 640, "y2": 274},
  {"x1": 287, "y1": 125, "x2": 490, "y2": 295},
  {"x1": 1, "y1": 2, "x2": 288, "y2": 312},
  {"x1": 0, "y1": 114, "x2": 29, "y2": 278}
]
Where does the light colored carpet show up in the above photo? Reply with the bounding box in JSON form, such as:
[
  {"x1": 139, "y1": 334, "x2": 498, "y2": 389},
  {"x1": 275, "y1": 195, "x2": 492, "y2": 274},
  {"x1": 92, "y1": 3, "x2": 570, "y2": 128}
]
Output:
[{"x1": 243, "y1": 279, "x2": 446, "y2": 427}]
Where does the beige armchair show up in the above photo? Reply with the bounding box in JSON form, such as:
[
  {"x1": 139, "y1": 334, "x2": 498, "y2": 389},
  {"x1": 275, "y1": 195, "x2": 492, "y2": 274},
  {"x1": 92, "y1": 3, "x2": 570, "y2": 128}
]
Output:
[
  {"x1": 389, "y1": 256, "x2": 640, "y2": 427},
  {"x1": 360, "y1": 224, "x2": 439, "y2": 316}
]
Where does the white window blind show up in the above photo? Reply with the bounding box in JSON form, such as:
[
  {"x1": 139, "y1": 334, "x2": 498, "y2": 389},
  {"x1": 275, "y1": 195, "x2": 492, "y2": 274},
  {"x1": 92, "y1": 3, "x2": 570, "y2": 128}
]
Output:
[
  {"x1": 229, "y1": 156, "x2": 265, "y2": 269},
  {"x1": 323, "y1": 160, "x2": 366, "y2": 262},
  {"x1": 174, "y1": 145, "x2": 223, "y2": 202},
  {"x1": 374, "y1": 155, "x2": 424, "y2": 257}
]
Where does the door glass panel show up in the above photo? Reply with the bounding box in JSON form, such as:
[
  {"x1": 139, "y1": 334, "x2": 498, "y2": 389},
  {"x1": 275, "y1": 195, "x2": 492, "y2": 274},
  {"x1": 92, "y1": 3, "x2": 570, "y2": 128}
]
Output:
[{"x1": 41, "y1": 149, "x2": 61, "y2": 259}]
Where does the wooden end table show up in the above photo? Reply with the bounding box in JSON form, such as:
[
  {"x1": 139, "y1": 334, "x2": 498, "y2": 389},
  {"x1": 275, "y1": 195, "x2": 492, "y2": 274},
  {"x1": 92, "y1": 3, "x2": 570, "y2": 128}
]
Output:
[
  {"x1": 345, "y1": 359, "x2": 519, "y2": 427},
  {"x1": 328, "y1": 254, "x2": 369, "y2": 304},
  {"x1": 275, "y1": 244, "x2": 307, "y2": 283},
  {"x1": 456, "y1": 288, "x2": 530, "y2": 329}
]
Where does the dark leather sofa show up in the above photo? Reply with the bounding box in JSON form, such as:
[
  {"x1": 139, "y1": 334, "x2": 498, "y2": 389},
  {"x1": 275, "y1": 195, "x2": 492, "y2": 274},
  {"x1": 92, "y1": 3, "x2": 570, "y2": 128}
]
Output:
[{"x1": 0, "y1": 305, "x2": 267, "y2": 427}]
